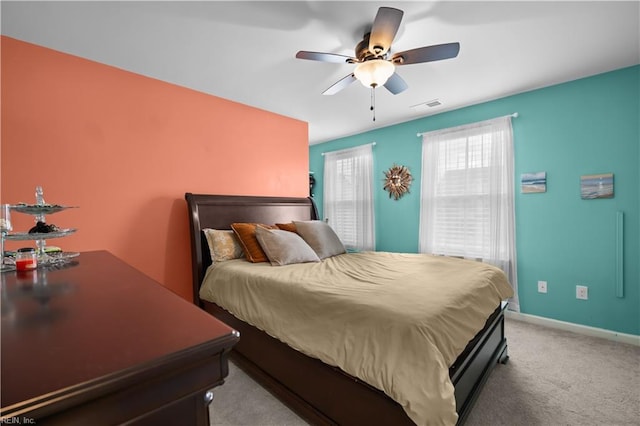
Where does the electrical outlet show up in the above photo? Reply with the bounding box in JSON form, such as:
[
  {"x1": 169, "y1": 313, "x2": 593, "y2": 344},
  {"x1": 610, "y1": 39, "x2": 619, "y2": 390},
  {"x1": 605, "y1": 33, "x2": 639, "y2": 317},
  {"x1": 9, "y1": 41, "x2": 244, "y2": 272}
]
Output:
[
  {"x1": 537, "y1": 281, "x2": 547, "y2": 293},
  {"x1": 576, "y1": 285, "x2": 589, "y2": 300}
]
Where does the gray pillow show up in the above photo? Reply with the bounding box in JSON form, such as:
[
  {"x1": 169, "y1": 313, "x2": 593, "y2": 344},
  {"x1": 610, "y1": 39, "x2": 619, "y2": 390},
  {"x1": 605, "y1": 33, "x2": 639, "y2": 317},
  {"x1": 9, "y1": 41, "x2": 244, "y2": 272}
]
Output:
[
  {"x1": 255, "y1": 226, "x2": 320, "y2": 266},
  {"x1": 293, "y1": 220, "x2": 346, "y2": 259}
]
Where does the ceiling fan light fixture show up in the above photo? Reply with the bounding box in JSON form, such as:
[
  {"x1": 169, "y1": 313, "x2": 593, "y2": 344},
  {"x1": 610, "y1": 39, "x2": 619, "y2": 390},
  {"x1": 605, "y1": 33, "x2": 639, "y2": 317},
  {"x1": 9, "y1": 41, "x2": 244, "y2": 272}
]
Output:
[{"x1": 354, "y1": 59, "x2": 395, "y2": 88}]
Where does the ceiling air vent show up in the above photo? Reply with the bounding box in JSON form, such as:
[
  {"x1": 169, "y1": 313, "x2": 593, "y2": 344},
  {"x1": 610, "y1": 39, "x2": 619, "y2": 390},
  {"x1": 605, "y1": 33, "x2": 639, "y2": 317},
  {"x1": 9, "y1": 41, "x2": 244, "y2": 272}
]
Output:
[{"x1": 410, "y1": 99, "x2": 442, "y2": 113}]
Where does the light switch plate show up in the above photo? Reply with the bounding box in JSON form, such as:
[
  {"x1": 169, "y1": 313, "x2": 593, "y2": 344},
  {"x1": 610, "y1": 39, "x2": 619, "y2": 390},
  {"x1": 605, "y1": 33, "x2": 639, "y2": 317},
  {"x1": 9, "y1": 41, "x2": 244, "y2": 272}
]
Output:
[{"x1": 538, "y1": 281, "x2": 547, "y2": 293}]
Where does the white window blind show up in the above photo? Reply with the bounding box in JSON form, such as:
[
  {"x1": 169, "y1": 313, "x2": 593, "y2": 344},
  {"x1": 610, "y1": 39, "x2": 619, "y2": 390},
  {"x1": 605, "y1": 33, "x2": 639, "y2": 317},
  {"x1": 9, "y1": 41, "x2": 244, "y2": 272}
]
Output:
[
  {"x1": 323, "y1": 144, "x2": 375, "y2": 251},
  {"x1": 419, "y1": 116, "x2": 519, "y2": 311}
]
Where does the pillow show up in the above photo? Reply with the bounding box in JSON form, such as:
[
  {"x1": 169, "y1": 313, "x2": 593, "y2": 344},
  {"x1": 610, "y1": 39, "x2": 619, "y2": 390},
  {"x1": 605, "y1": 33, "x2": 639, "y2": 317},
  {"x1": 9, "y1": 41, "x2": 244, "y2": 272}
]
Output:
[
  {"x1": 231, "y1": 223, "x2": 277, "y2": 263},
  {"x1": 203, "y1": 229, "x2": 244, "y2": 263},
  {"x1": 293, "y1": 220, "x2": 346, "y2": 259},
  {"x1": 255, "y1": 226, "x2": 320, "y2": 266},
  {"x1": 275, "y1": 222, "x2": 297, "y2": 233}
]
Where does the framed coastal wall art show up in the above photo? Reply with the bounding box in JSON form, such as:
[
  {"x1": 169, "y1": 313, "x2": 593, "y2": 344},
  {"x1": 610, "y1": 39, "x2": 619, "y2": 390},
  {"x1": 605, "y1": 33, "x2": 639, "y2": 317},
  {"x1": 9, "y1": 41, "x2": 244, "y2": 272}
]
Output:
[
  {"x1": 580, "y1": 173, "x2": 614, "y2": 199},
  {"x1": 521, "y1": 172, "x2": 546, "y2": 193}
]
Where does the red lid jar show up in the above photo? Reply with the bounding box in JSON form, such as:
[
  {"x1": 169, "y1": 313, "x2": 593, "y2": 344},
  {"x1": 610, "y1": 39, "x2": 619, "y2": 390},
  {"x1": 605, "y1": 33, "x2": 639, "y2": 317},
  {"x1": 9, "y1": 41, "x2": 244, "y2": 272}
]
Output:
[{"x1": 15, "y1": 247, "x2": 37, "y2": 271}]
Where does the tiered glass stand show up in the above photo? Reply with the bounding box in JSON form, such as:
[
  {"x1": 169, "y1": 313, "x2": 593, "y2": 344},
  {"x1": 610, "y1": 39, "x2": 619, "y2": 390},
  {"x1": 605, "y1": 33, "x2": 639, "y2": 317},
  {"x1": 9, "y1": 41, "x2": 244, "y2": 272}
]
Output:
[{"x1": 2, "y1": 186, "x2": 79, "y2": 269}]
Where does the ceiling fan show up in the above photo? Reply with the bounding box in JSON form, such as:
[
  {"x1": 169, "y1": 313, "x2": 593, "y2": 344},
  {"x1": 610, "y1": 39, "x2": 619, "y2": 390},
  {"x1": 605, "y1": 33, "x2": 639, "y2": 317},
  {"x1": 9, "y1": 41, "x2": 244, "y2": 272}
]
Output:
[{"x1": 296, "y1": 6, "x2": 460, "y2": 97}]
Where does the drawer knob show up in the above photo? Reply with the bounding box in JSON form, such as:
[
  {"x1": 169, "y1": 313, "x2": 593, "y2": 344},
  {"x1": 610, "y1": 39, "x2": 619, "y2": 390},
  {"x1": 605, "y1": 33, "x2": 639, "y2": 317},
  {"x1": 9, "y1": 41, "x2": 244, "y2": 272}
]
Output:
[{"x1": 204, "y1": 390, "x2": 214, "y2": 406}]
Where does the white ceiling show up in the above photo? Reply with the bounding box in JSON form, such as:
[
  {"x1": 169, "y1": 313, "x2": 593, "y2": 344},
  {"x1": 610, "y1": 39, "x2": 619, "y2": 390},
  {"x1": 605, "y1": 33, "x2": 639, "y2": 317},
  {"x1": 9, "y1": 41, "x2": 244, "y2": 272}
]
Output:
[{"x1": 2, "y1": 1, "x2": 639, "y2": 145}]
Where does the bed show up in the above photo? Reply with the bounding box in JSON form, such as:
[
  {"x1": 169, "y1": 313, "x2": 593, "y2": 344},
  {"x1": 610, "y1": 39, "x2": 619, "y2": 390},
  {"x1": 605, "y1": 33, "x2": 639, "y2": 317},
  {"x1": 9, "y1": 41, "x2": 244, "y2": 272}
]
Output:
[{"x1": 185, "y1": 193, "x2": 511, "y2": 425}]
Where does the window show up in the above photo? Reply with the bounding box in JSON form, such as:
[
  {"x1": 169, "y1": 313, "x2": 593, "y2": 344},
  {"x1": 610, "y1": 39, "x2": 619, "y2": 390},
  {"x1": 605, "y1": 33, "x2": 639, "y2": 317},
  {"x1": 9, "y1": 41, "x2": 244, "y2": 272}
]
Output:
[
  {"x1": 323, "y1": 144, "x2": 375, "y2": 251},
  {"x1": 419, "y1": 116, "x2": 519, "y2": 310}
]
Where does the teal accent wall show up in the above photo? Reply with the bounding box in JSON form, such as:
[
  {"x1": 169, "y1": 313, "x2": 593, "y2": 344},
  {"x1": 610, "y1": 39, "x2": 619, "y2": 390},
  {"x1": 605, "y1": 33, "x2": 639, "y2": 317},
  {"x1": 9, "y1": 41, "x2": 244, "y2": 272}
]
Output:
[{"x1": 309, "y1": 66, "x2": 639, "y2": 335}]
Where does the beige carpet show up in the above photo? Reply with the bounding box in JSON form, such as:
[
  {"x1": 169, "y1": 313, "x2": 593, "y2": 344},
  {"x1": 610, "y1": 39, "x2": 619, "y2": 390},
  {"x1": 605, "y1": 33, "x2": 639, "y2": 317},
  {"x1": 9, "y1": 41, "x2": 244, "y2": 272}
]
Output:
[{"x1": 209, "y1": 317, "x2": 640, "y2": 426}]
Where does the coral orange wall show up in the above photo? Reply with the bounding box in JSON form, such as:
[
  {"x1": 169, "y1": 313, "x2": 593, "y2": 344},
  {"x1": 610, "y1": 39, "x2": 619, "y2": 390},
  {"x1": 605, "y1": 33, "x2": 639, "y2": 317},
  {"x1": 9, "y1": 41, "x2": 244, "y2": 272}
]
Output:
[{"x1": 1, "y1": 36, "x2": 309, "y2": 301}]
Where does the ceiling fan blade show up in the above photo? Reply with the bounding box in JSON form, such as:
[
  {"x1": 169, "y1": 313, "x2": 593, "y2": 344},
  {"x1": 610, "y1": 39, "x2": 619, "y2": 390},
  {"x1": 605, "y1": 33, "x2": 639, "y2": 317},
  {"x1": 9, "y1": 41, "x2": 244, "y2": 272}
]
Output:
[
  {"x1": 384, "y1": 72, "x2": 408, "y2": 95},
  {"x1": 296, "y1": 51, "x2": 356, "y2": 64},
  {"x1": 392, "y1": 42, "x2": 460, "y2": 65},
  {"x1": 322, "y1": 73, "x2": 357, "y2": 95},
  {"x1": 368, "y1": 7, "x2": 404, "y2": 55}
]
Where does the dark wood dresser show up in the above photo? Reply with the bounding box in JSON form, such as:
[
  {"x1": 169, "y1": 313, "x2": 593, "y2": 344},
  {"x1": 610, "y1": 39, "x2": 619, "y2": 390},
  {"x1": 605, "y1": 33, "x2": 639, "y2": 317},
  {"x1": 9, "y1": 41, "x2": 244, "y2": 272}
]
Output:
[{"x1": 1, "y1": 250, "x2": 239, "y2": 425}]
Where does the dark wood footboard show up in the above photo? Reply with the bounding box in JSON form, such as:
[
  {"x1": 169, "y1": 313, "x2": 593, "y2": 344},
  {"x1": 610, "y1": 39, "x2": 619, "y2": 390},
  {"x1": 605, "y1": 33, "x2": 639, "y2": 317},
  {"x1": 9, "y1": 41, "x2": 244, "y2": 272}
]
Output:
[{"x1": 452, "y1": 301, "x2": 508, "y2": 424}]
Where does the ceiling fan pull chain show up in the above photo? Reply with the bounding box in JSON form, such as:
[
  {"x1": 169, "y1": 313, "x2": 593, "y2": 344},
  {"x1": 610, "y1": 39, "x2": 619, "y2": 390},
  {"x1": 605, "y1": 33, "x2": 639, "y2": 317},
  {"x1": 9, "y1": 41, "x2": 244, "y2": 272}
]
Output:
[{"x1": 370, "y1": 87, "x2": 376, "y2": 121}]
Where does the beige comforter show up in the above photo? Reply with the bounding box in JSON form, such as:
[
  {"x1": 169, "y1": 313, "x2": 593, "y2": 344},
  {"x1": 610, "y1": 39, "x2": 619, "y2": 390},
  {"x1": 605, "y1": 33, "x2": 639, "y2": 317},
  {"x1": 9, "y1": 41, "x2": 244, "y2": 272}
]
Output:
[{"x1": 199, "y1": 251, "x2": 513, "y2": 425}]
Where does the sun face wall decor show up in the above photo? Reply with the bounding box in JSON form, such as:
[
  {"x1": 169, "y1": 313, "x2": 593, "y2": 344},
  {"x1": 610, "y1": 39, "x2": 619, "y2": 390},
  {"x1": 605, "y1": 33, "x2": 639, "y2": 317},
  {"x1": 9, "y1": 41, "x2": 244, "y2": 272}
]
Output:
[{"x1": 383, "y1": 164, "x2": 412, "y2": 200}]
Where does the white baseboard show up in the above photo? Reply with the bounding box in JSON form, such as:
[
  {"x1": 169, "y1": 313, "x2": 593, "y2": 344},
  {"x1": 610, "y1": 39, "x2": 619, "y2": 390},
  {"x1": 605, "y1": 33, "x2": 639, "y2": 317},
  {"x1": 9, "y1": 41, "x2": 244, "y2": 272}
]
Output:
[{"x1": 505, "y1": 310, "x2": 640, "y2": 346}]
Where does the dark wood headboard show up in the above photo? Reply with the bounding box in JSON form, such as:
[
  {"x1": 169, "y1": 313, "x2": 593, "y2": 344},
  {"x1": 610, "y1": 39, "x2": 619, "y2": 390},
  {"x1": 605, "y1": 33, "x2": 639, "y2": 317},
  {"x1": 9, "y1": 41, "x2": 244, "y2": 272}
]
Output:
[{"x1": 184, "y1": 193, "x2": 319, "y2": 305}]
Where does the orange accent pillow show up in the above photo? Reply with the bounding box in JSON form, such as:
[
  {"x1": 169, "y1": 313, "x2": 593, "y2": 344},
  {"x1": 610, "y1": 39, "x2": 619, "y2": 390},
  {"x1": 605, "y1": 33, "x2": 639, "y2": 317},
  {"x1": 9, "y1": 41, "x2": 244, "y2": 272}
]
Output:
[
  {"x1": 231, "y1": 223, "x2": 277, "y2": 263},
  {"x1": 276, "y1": 222, "x2": 297, "y2": 233}
]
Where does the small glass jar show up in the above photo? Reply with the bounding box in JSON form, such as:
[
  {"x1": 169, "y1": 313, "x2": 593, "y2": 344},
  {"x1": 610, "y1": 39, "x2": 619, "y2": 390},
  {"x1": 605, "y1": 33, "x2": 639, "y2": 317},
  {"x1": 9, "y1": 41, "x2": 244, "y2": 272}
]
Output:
[{"x1": 16, "y1": 247, "x2": 37, "y2": 271}]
